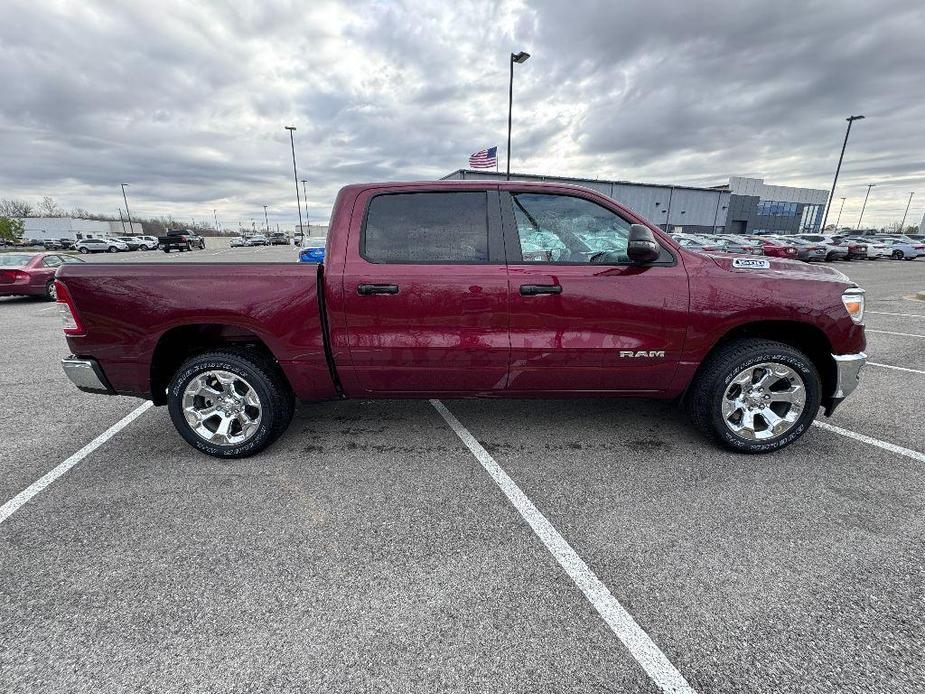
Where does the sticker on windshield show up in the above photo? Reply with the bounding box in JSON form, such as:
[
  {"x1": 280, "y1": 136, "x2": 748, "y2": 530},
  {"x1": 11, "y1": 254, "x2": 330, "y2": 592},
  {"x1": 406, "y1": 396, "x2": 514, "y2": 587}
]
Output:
[{"x1": 732, "y1": 258, "x2": 770, "y2": 269}]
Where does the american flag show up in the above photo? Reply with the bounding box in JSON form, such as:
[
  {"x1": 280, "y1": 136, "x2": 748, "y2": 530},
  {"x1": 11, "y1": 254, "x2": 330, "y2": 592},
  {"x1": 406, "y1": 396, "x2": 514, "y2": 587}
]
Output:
[{"x1": 469, "y1": 146, "x2": 498, "y2": 168}]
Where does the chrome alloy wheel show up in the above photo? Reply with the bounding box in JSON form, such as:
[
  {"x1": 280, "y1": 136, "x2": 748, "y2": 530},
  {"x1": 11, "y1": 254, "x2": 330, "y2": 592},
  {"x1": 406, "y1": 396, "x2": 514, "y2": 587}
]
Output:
[
  {"x1": 721, "y1": 362, "x2": 806, "y2": 440},
  {"x1": 181, "y1": 370, "x2": 262, "y2": 445}
]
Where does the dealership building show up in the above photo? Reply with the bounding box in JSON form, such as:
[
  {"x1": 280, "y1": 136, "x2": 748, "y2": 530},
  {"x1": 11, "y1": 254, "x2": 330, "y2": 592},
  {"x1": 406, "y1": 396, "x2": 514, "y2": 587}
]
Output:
[{"x1": 441, "y1": 170, "x2": 829, "y2": 236}]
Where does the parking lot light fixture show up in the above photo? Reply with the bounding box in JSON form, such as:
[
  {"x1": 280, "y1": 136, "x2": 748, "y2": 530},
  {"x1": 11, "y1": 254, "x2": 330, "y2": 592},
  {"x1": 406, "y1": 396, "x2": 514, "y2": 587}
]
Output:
[
  {"x1": 120, "y1": 184, "x2": 134, "y2": 232},
  {"x1": 856, "y1": 184, "x2": 875, "y2": 230},
  {"x1": 821, "y1": 115, "x2": 864, "y2": 232},
  {"x1": 899, "y1": 192, "x2": 915, "y2": 231},
  {"x1": 507, "y1": 51, "x2": 531, "y2": 181},
  {"x1": 834, "y1": 197, "x2": 847, "y2": 229},
  {"x1": 263, "y1": 205, "x2": 270, "y2": 234},
  {"x1": 301, "y1": 179, "x2": 310, "y2": 232},
  {"x1": 284, "y1": 126, "x2": 304, "y2": 238}
]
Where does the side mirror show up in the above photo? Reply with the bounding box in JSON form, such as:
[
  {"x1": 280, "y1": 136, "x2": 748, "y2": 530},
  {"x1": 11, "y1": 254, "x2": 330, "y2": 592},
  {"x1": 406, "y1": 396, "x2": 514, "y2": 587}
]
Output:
[{"x1": 627, "y1": 224, "x2": 661, "y2": 265}]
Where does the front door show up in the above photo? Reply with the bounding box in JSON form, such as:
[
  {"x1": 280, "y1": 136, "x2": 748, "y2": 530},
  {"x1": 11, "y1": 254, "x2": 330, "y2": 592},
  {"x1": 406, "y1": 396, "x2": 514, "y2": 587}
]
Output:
[
  {"x1": 339, "y1": 187, "x2": 510, "y2": 395},
  {"x1": 502, "y1": 190, "x2": 689, "y2": 393}
]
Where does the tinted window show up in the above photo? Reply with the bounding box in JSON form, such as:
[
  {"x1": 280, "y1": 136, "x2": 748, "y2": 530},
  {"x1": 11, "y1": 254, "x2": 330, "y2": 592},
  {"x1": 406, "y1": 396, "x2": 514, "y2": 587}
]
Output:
[
  {"x1": 364, "y1": 192, "x2": 488, "y2": 263},
  {"x1": 512, "y1": 193, "x2": 632, "y2": 264},
  {"x1": 42, "y1": 255, "x2": 63, "y2": 267}
]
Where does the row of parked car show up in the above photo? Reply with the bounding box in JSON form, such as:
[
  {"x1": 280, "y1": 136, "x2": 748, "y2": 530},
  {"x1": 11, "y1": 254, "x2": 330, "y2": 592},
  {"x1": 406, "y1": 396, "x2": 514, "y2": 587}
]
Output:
[
  {"x1": 671, "y1": 232, "x2": 925, "y2": 262},
  {"x1": 7, "y1": 233, "x2": 209, "y2": 254},
  {"x1": 230, "y1": 231, "x2": 292, "y2": 247}
]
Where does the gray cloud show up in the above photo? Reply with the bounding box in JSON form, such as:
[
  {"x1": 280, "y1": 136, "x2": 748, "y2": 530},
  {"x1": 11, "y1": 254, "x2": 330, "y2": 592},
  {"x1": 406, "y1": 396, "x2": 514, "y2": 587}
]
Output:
[{"x1": 0, "y1": 0, "x2": 923, "y2": 229}]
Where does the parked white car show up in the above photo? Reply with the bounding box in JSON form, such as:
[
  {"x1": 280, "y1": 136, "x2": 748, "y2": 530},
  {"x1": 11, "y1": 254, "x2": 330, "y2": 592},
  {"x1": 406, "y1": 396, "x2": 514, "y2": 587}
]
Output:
[
  {"x1": 249, "y1": 234, "x2": 269, "y2": 246},
  {"x1": 230, "y1": 236, "x2": 248, "y2": 247},
  {"x1": 844, "y1": 237, "x2": 891, "y2": 259},
  {"x1": 75, "y1": 237, "x2": 129, "y2": 254},
  {"x1": 131, "y1": 235, "x2": 160, "y2": 250},
  {"x1": 872, "y1": 237, "x2": 925, "y2": 260}
]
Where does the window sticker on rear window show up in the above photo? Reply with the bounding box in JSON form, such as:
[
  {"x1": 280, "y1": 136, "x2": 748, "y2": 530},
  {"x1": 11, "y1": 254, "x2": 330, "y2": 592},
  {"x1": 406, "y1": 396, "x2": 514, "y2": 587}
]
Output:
[{"x1": 732, "y1": 258, "x2": 770, "y2": 269}]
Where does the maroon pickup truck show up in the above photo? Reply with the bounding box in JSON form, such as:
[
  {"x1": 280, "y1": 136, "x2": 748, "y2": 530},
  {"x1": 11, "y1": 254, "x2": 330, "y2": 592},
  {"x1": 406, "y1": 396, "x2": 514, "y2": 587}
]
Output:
[{"x1": 55, "y1": 180, "x2": 867, "y2": 458}]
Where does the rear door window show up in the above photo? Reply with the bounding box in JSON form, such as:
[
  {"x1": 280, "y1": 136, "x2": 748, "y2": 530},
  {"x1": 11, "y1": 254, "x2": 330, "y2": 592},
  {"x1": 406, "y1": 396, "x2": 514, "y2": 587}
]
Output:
[{"x1": 363, "y1": 192, "x2": 489, "y2": 263}]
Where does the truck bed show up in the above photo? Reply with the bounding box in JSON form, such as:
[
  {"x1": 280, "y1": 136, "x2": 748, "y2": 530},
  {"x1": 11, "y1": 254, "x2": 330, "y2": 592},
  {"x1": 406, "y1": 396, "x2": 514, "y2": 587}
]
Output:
[{"x1": 56, "y1": 262, "x2": 337, "y2": 403}]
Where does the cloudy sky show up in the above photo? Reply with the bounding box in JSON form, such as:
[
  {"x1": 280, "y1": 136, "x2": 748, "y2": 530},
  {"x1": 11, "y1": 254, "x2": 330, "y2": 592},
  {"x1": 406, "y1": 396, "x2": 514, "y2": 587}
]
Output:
[{"x1": 2, "y1": 0, "x2": 924, "y2": 230}]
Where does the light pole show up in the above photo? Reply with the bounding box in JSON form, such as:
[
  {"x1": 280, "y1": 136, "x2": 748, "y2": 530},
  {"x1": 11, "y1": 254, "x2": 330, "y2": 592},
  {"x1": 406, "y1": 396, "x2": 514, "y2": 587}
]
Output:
[
  {"x1": 834, "y1": 197, "x2": 847, "y2": 229},
  {"x1": 120, "y1": 183, "x2": 134, "y2": 233},
  {"x1": 284, "y1": 126, "x2": 304, "y2": 236},
  {"x1": 820, "y1": 115, "x2": 864, "y2": 231},
  {"x1": 213, "y1": 208, "x2": 219, "y2": 233},
  {"x1": 856, "y1": 184, "x2": 875, "y2": 230},
  {"x1": 300, "y1": 179, "x2": 309, "y2": 232},
  {"x1": 263, "y1": 205, "x2": 270, "y2": 234},
  {"x1": 899, "y1": 192, "x2": 915, "y2": 232},
  {"x1": 507, "y1": 51, "x2": 531, "y2": 181},
  {"x1": 118, "y1": 209, "x2": 127, "y2": 233}
]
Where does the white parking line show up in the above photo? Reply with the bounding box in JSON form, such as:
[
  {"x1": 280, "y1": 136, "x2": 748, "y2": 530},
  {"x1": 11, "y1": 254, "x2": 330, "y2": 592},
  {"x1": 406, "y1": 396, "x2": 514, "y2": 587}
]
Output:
[
  {"x1": 813, "y1": 420, "x2": 925, "y2": 463},
  {"x1": 0, "y1": 401, "x2": 153, "y2": 526},
  {"x1": 867, "y1": 311, "x2": 925, "y2": 319},
  {"x1": 869, "y1": 362, "x2": 925, "y2": 375},
  {"x1": 430, "y1": 399, "x2": 696, "y2": 694},
  {"x1": 865, "y1": 329, "x2": 925, "y2": 339}
]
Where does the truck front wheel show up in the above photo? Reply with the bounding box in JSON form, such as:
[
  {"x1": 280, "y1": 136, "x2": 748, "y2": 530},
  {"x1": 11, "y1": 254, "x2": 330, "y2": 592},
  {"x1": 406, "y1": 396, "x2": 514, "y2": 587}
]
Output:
[
  {"x1": 685, "y1": 338, "x2": 821, "y2": 453},
  {"x1": 167, "y1": 349, "x2": 295, "y2": 458}
]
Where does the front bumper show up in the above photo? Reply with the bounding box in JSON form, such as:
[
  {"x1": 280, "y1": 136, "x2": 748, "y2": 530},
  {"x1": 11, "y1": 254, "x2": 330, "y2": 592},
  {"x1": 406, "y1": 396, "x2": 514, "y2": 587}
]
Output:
[
  {"x1": 823, "y1": 352, "x2": 867, "y2": 415},
  {"x1": 62, "y1": 356, "x2": 115, "y2": 395}
]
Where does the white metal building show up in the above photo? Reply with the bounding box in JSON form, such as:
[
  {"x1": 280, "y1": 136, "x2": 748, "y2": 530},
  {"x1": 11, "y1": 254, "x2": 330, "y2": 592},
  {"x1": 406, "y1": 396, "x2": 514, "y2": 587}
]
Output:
[{"x1": 16, "y1": 217, "x2": 144, "y2": 242}]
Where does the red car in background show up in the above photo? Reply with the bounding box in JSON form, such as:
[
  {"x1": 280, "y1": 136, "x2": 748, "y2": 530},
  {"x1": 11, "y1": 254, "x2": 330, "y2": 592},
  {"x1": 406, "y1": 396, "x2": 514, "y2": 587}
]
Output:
[
  {"x1": 748, "y1": 236, "x2": 799, "y2": 258},
  {"x1": 0, "y1": 252, "x2": 85, "y2": 300}
]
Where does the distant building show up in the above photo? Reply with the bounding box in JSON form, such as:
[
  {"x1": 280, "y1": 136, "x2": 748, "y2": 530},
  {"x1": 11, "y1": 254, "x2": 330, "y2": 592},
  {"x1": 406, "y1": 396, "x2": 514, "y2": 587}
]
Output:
[
  {"x1": 442, "y1": 169, "x2": 730, "y2": 235},
  {"x1": 16, "y1": 217, "x2": 143, "y2": 241},
  {"x1": 725, "y1": 177, "x2": 828, "y2": 236},
  {"x1": 441, "y1": 170, "x2": 829, "y2": 235}
]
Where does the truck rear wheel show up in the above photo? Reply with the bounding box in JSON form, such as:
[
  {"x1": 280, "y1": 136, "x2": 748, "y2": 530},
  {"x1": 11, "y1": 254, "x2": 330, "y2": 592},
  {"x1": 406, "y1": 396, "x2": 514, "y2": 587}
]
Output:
[
  {"x1": 685, "y1": 338, "x2": 820, "y2": 453},
  {"x1": 167, "y1": 349, "x2": 294, "y2": 459}
]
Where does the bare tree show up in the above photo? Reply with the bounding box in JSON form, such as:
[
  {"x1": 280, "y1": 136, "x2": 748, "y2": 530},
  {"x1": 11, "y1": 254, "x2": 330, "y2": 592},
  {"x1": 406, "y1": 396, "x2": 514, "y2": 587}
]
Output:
[
  {"x1": 0, "y1": 198, "x2": 34, "y2": 217},
  {"x1": 37, "y1": 196, "x2": 63, "y2": 217}
]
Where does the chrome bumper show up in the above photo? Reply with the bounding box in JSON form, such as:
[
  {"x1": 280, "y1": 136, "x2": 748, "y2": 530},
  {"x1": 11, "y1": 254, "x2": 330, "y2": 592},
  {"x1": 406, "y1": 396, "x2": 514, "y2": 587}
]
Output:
[
  {"x1": 61, "y1": 356, "x2": 114, "y2": 394},
  {"x1": 832, "y1": 352, "x2": 867, "y2": 399}
]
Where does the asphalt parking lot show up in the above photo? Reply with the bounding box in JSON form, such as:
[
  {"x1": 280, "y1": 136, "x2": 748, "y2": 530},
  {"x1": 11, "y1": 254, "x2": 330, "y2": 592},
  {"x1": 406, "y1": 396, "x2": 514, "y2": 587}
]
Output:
[{"x1": 1, "y1": 248, "x2": 923, "y2": 693}]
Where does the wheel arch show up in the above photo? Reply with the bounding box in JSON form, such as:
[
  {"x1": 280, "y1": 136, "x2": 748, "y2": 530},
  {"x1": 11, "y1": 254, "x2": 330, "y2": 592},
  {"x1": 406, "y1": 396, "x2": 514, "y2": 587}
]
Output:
[
  {"x1": 149, "y1": 323, "x2": 292, "y2": 405},
  {"x1": 690, "y1": 320, "x2": 835, "y2": 401}
]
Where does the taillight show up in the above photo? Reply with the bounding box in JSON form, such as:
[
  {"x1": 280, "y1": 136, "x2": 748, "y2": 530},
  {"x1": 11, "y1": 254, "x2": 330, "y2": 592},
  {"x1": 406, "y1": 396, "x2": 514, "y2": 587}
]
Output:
[
  {"x1": 55, "y1": 280, "x2": 85, "y2": 336},
  {"x1": 0, "y1": 269, "x2": 29, "y2": 283}
]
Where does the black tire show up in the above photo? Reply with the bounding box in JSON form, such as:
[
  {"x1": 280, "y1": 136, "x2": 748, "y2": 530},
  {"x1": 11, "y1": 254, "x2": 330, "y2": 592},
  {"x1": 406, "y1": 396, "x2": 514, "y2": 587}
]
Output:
[
  {"x1": 44, "y1": 279, "x2": 57, "y2": 301},
  {"x1": 892, "y1": 250, "x2": 903, "y2": 260},
  {"x1": 685, "y1": 338, "x2": 821, "y2": 454},
  {"x1": 167, "y1": 349, "x2": 294, "y2": 459},
  {"x1": 78, "y1": 247, "x2": 88, "y2": 254}
]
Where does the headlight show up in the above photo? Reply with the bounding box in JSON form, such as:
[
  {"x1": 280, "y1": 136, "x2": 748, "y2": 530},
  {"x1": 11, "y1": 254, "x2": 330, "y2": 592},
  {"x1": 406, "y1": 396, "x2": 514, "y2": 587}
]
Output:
[{"x1": 841, "y1": 287, "x2": 865, "y2": 324}]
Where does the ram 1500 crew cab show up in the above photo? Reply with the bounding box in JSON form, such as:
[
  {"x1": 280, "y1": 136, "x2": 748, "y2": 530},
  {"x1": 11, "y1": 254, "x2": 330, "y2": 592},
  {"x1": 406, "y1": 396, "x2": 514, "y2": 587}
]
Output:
[{"x1": 56, "y1": 181, "x2": 867, "y2": 458}]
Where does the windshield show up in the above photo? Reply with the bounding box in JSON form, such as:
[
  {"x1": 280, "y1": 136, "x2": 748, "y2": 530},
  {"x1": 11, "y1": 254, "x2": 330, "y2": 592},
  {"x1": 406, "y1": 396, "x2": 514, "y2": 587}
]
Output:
[{"x1": 0, "y1": 254, "x2": 34, "y2": 267}]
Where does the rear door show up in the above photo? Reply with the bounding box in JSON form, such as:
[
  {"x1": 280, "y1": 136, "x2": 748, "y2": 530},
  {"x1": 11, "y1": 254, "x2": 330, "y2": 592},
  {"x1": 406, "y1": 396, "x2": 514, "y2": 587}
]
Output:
[
  {"x1": 339, "y1": 186, "x2": 510, "y2": 394},
  {"x1": 35, "y1": 254, "x2": 62, "y2": 289},
  {"x1": 502, "y1": 189, "x2": 688, "y2": 393}
]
